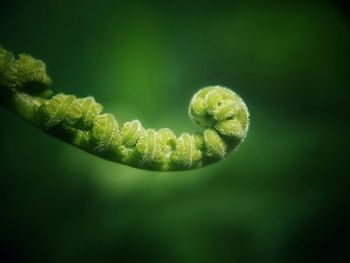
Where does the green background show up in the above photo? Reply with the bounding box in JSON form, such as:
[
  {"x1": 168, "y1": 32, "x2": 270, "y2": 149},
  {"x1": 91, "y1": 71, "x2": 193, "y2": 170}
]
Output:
[{"x1": 1, "y1": 0, "x2": 349, "y2": 262}]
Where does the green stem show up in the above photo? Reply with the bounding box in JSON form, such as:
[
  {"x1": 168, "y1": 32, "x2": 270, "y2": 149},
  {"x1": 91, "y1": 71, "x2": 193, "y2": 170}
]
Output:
[{"x1": 0, "y1": 46, "x2": 249, "y2": 171}]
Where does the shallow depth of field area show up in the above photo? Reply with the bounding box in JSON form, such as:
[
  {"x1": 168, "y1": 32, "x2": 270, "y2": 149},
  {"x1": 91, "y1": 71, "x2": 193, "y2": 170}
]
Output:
[{"x1": 0, "y1": 1, "x2": 349, "y2": 262}]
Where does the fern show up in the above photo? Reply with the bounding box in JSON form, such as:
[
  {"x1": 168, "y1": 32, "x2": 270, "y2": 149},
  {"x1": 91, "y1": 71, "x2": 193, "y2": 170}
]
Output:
[{"x1": 0, "y1": 46, "x2": 249, "y2": 171}]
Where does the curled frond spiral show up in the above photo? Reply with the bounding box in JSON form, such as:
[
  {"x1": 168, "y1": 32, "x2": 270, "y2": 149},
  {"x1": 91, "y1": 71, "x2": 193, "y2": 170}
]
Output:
[{"x1": 0, "y1": 46, "x2": 249, "y2": 171}]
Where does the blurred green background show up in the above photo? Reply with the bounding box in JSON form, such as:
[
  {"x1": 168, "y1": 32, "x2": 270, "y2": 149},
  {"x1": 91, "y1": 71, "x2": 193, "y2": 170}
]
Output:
[{"x1": 1, "y1": 0, "x2": 349, "y2": 262}]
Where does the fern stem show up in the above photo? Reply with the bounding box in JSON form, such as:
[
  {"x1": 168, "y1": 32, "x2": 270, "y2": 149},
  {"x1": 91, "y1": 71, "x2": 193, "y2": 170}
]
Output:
[{"x1": 0, "y1": 46, "x2": 250, "y2": 171}]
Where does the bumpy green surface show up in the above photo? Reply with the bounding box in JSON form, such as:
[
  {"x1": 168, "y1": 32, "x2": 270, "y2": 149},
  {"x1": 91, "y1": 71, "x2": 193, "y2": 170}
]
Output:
[{"x1": 0, "y1": 46, "x2": 249, "y2": 171}]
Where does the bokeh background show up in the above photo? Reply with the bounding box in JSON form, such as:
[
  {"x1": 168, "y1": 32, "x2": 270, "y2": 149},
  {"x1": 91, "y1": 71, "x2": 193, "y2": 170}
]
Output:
[{"x1": 1, "y1": 0, "x2": 349, "y2": 262}]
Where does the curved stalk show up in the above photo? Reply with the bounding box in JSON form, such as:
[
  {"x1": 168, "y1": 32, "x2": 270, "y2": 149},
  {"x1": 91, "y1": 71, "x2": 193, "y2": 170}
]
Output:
[{"x1": 0, "y1": 46, "x2": 249, "y2": 171}]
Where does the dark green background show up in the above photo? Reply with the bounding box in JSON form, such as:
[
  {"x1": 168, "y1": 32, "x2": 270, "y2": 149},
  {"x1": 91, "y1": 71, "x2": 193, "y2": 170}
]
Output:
[{"x1": 1, "y1": 0, "x2": 349, "y2": 262}]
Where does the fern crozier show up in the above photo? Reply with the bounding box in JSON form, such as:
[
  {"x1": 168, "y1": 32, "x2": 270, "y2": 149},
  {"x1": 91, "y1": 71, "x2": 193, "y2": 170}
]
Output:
[{"x1": 0, "y1": 46, "x2": 250, "y2": 171}]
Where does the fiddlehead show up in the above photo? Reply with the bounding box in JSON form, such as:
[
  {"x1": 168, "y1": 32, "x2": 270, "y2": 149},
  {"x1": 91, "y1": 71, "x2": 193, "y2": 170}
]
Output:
[{"x1": 0, "y1": 46, "x2": 250, "y2": 171}]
